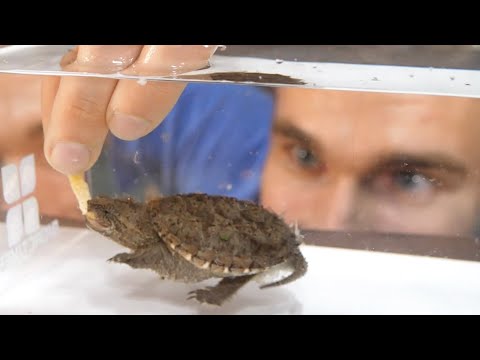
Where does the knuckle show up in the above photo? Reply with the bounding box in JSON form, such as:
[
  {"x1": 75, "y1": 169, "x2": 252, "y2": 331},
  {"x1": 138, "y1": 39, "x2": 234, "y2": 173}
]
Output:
[{"x1": 66, "y1": 95, "x2": 106, "y2": 122}]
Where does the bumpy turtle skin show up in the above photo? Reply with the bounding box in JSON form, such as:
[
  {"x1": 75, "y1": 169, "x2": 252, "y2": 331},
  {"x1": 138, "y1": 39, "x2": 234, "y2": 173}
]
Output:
[
  {"x1": 148, "y1": 193, "x2": 299, "y2": 275},
  {"x1": 85, "y1": 193, "x2": 308, "y2": 306}
]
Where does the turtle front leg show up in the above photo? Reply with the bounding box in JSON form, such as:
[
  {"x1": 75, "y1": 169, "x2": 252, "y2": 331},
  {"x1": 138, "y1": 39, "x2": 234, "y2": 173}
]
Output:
[
  {"x1": 187, "y1": 275, "x2": 255, "y2": 306},
  {"x1": 108, "y1": 243, "x2": 210, "y2": 283},
  {"x1": 109, "y1": 250, "x2": 171, "y2": 277}
]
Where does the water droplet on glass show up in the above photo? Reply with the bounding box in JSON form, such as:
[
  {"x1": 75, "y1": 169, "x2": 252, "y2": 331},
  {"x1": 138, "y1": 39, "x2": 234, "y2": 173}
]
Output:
[
  {"x1": 409, "y1": 74, "x2": 414, "y2": 78},
  {"x1": 137, "y1": 77, "x2": 147, "y2": 86},
  {"x1": 218, "y1": 182, "x2": 233, "y2": 191},
  {"x1": 170, "y1": 64, "x2": 180, "y2": 77},
  {"x1": 411, "y1": 174, "x2": 422, "y2": 184},
  {"x1": 275, "y1": 59, "x2": 284, "y2": 64},
  {"x1": 241, "y1": 169, "x2": 255, "y2": 179},
  {"x1": 450, "y1": 76, "x2": 455, "y2": 81},
  {"x1": 371, "y1": 77, "x2": 379, "y2": 81},
  {"x1": 133, "y1": 151, "x2": 141, "y2": 164},
  {"x1": 465, "y1": 83, "x2": 471, "y2": 86},
  {"x1": 160, "y1": 133, "x2": 171, "y2": 143}
]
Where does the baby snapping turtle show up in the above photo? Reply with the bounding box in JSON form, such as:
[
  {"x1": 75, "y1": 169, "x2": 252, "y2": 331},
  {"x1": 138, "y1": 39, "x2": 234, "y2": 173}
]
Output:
[{"x1": 85, "y1": 193, "x2": 307, "y2": 306}]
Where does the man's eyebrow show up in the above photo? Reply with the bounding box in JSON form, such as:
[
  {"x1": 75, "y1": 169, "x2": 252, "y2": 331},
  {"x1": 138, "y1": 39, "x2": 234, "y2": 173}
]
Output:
[
  {"x1": 373, "y1": 154, "x2": 468, "y2": 175},
  {"x1": 273, "y1": 119, "x2": 469, "y2": 177},
  {"x1": 272, "y1": 119, "x2": 317, "y2": 146}
]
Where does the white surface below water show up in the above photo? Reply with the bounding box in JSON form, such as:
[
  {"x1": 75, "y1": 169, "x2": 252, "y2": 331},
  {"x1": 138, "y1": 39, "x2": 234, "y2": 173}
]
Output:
[{"x1": 1, "y1": 224, "x2": 480, "y2": 315}]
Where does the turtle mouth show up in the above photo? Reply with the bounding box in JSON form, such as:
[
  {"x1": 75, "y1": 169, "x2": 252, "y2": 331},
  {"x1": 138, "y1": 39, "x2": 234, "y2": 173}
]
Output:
[{"x1": 85, "y1": 211, "x2": 114, "y2": 234}]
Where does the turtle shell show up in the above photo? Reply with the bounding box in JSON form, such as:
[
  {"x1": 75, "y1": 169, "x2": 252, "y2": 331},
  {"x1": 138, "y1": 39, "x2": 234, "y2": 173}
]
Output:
[{"x1": 147, "y1": 193, "x2": 299, "y2": 276}]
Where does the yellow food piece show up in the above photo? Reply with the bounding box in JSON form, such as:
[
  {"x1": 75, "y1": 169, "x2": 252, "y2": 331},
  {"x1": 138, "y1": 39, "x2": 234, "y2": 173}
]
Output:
[{"x1": 68, "y1": 173, "x2": 91, "y2": 215}]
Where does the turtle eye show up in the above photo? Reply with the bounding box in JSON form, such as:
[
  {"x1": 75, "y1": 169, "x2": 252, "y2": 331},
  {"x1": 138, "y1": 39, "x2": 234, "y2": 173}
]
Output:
[{"x1": 85, "y1": 211, "x2": 114, "y2": 234}]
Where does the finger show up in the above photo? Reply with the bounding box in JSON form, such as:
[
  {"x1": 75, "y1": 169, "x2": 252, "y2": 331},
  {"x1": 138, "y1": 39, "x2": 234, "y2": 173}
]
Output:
[
  {"x1": 41, "y1": 75, "x2": 60, "y2": 132},
  {"x1": 107, "y1": 80, "x2": 186, "y2": 140},
  {"x1": 124, "y1": 45, "x2": 218, "y2": 75},
  {"x1": 107, "y1": 45, "x2": 217, "y2": 140},
  {"x1": 61, "y1": 45, "x2": 143, "y2": 73},
  {"x1": 44, "y1": 76, "x2": 117, "y2": 175},
  {"x1": 43, "y1": 46, "x2": 145, "y2": 174}
]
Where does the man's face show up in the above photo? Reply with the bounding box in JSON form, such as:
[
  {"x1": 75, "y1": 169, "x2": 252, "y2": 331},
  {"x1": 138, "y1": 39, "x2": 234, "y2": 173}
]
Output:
[{"x1": 260, "y1": 88, "x2": 480, "y2": 236}]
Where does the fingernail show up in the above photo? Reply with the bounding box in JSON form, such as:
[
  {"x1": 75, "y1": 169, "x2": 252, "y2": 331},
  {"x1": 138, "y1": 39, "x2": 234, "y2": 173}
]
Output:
[
  {"x1": 50, "y1": 142, "x2": 91, "y2": 174},
  {"x1": 109, "y1": 112, "x2": 151, "y2": 140}
]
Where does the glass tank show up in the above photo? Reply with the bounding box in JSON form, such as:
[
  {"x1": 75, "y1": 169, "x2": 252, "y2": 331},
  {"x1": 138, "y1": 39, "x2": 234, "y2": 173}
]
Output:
[{"x1": 0, "y1": 45, "x2": 480, "y2": 314}]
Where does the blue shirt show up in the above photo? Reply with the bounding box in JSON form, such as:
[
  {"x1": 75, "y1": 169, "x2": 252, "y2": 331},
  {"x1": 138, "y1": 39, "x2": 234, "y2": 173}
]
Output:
[{"x1": 103, "y1": 83, "x2": 275, "y2": 203}]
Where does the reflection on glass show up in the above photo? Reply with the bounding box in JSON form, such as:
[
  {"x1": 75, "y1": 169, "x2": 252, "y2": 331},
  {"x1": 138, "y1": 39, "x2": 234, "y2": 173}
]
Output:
[
  {"x1": 2, "y1": 73, "x2": 480, "y2": 240},
  {"x1": 98, "y1": 83, "x2": 480, "y2": 239},
  {"x1": 261, "y1": 88, "x2": 480, "y2": 237},
  {"x1": 0, "y1": 74, "x2": 80, "y2": 225}
]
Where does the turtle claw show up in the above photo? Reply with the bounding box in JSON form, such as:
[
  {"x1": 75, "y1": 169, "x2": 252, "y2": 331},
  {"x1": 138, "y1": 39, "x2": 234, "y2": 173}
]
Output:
[
  {"x1": 108, "y1": 252, "x2": 132, "y2": 263},
  {"x1": 187, "y1": 288, "x2": 222, "y2": 306}
]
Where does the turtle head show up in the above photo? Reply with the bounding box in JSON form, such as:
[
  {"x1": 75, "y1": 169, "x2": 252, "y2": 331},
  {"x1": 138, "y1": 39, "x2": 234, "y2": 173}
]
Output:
[{"x1": 85, "y1": 196, "x2": 155, "y2": 249}]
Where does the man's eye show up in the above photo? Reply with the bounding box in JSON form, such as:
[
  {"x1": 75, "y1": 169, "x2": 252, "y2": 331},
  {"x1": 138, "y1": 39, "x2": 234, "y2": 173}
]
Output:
[
  {"x1": 393, "y1": 171, "x2": 433, "y2": 191},
  {"x1": 282, "y1": 143, "x2": 326, "y2": 176},
  {"x1": 365, "y1": 168, "x2": 442, "y2": 204},
  {"x1": 291, "y1": 145, "x2": 319, "y2": 168}
]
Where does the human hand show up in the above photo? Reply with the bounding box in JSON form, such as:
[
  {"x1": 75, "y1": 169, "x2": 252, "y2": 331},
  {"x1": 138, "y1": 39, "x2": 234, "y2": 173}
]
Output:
[{"x1": 41, "y1": 45, "x2": 217, "y2": 175}]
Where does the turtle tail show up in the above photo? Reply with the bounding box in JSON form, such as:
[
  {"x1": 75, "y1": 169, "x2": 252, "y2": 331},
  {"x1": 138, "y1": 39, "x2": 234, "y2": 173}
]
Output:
[{"x1": 259, "y1": 248, "x2": 308, "y2": 289}]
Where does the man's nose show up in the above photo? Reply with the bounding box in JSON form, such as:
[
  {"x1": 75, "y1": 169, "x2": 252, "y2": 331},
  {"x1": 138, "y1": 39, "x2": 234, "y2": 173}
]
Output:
[{"x1": 318, "y1": 177, "x2": 358, "y2": 231}]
